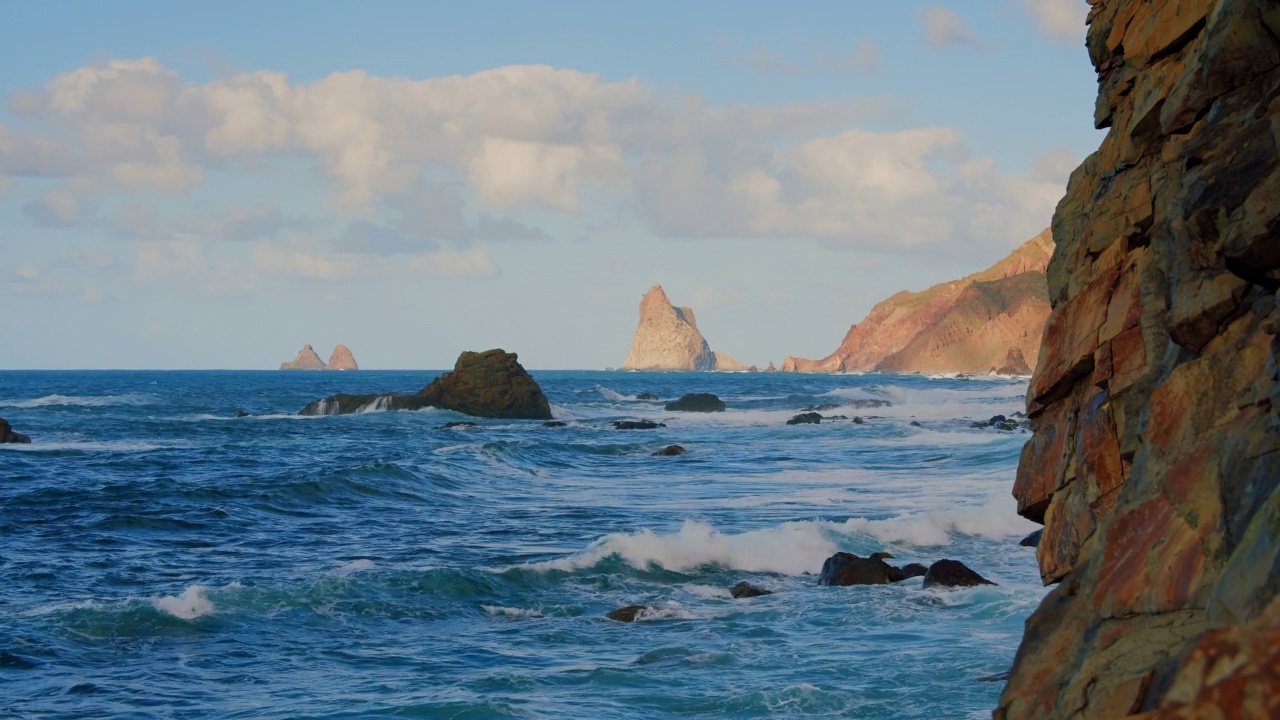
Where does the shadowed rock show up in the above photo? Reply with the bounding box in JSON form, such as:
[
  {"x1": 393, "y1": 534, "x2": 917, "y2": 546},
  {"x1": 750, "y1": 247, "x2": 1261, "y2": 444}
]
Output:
[
  {"x1": 0, "y1": 418, "x2": 31, "y2": 444},
  {"x1": 653, "y1": 444, "x2": 685, "y2": 456},
  {"x1": 614, "y1": 420, "x2": 665, "y2": 430},
  {"x1": 606, "y1": 604, "x2": 653, "y2": 622},
  {"x1": 731, "y1": 581, "x2": 773, "y2": 598},
  {"x1": 1019, "y1": 529, "x2": 1042, "y2": 548},
  {"x1": 786, "y1": 412, "x2": 823, "y2": 425},
  {"x1": 819, "y1": 552, "x2": 921, "y2": 586},
  {"x1": 922, "y1": 559, "x2": 995, "y2": 589},
  {"x1": 664, "y1": 393, "x2": 725, "y2": 412}
]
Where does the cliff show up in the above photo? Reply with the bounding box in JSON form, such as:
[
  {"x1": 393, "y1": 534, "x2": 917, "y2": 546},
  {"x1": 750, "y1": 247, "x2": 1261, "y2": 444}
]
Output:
[
  {"x1": 327, "y1": 344, "x2": 359, "y2": 371},
  {"x1": 621, "y1": 285, "x2": 748, "y2": 371},
  {"x1": 781, "y1": 230, "x2": 1053, "y2": 374},
  {"x1": 998, "y1": 2, "x2": 1280, "y2": 718},
  {"x1": 280, "y1": 344, "x2": 327, "y2": 370}
]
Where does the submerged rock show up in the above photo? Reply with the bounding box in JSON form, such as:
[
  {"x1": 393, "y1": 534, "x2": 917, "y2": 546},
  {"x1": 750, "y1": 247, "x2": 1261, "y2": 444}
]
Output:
[
  {"x1": 664, "y1": 393, "x2": 725, "y2": 412},
  {"x1": 730, "y1": 581, "x2": 773, "y2": 598},
  {"x1": 606, "y1": 604, "x2": 653, "y2": 622},
  {"x1": 922, "y1": 559, "x2": 995, "y2": 589},
  {"x1": 853, "y1": 416, "x2": 866, "y2": 424},
  {"x1": 298, "y1": 349, "x2": 552, "y2": 419},
  {"x1": 234, "y1": 410, "x2": 251, "y2": 418},
  {"x1": 440, "y1": 421, "x2": 479, "y2": 429},
  {"x1": 614, "y1": 420, "x2": 665, "y2": 430},
  {"x1": 0, "y1": 418, "x2": 31, "y2": 444},
  {"x1": 653, "y1": 444, "x2": 685, "y2": 456},
  {"x1": 635, "y1": 393, "x2": 659, "y2": 401},
  {"x1": 542, "y1": 421, "x2": 567, "y2": 428},
  {"x1": 786, "y1": 412, "x2": 823, "y2": 425}
]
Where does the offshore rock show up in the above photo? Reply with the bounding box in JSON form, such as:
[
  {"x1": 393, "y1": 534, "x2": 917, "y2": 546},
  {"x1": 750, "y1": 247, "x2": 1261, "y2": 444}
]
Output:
[
  {"x1": 326, "y1": 344, "x2": 358, "y2": 371},
  {"x1": 998, "y1": 2, "x2": 1280, "y2": 717},
  {"x1": 0, "y1": 417, "x2": 31, "y2": 444},
  {"x1": 606, "y1": 604, "x2": 653, "y2": 623},
  {"x1": 730, "y1": 581, "x2": 773, "y2": 598},
  {"x1": 652, "y1": 444, "x2": 686, "y2": 456},
  {"x1": 621, "y1": 285, "x2": 715, "y2": 370},
  {"x1": 818, "y1": 552, "x2": 925, "y2": 586},
  {"x1": 921, "y1": 560, "x2": 995, "y2": 589},
  {"x1": 299, "y1": 349, "x2": 552, "y2": 419},
  {"x1": 613, "y1": 420, "x2": 665, "y2": 430},
  {"x1": 280, "y1": 344, "x2": 327, "y2": 370},
  {"x1": 782, "y1": 230, "x2": 1053, "y2": 374},
  {"x1": 664, "y1": 393, "x2": 725, "y2": 412},
  {"x1": 786, "y1": 412, "x2": 823, "y2": 425}
]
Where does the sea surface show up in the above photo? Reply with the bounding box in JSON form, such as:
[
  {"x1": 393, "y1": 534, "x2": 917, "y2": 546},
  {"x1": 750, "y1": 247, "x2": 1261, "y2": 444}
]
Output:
[{"x1": 0, "y1": 370, "x2": 1045, "y2": 719}]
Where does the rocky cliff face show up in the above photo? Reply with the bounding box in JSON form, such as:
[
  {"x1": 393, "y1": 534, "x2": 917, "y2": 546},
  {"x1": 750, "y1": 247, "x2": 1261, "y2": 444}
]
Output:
[
  {"x1": 280, "y1": 344, "x2": 327, "y2": 370},
  {"x1": 621, "y1": 285, "x2": 747, "y2": 371},
  {"x1": 999, "y1": 2, "x2": 1280, "y2": 718},
  {"x1": 782, "y1": 231, "x2": 1053, "y2": 374},
  {"x1": 327, "y1": 344, "x2": 359, "y2": 371}
]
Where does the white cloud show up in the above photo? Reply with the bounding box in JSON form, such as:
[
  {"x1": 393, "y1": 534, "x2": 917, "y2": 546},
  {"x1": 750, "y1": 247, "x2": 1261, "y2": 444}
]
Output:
[
  {"x1": 1022, "y1": 0, "x2": 1088, "y2": 43},
  {"x1": 921, "y1": 7, "x2": 986, "y2": 49}
]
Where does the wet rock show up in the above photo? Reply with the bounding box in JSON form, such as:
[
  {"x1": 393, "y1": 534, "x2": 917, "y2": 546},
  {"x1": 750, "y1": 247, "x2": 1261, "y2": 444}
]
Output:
[
  {"x1": 652, "y1": 444, "x2": 685, "y2": 456},
  {"x1": 606, "y1": 604, "x2": 653, "y2": 622},
  {"x1": 440, "y1": 421, "x2": 479, "y2": 429},
  {"x1": 827, "y1": 415, "x2": 848, "y2": 421},
  {"x1": 852, "y1": 417, "x2": 865, "y2": 424},
  {"x1": 819, "y1": 551, "x2": 919, "y2": 586},
  {"x1": 0, "y1": 418, "x2": 31, "y2": 444},
  {"x1": 542, "y1": 421, "x2": 567, "y2": 428},
  {"x1": 635, "y1": 393, "x2": 659, "y2": 401},
  {"x1": 234, "y1": 410, "x2": 250, "y2": 418},
  {"x1": 730, "y1": 581, "x2": 773, "y2": 598},
  {"x1": 786, "y1": 412, "x2": 823, "y2": 425},
  {"x1": 892, "y1": 563, "x2": 929, "y2": 581},
  {"x1": 1019, "y1": 529, "x2": 1043, "y2": 548},
  {"x1": 664, "y1": 393, "x2": 725, "y2": 412},
  {"x1": 909, "y1": 421, "x2": 923, "y2": 427},
  {"x1": 613, "y1": 420, "x2": 665, "y2": 430},
  {"x1": 922, "y1": 559, "x2": 995, "y2": 589},
  {"x1": 971, "y1": 414, "x2": 1020, "y2": 431}
]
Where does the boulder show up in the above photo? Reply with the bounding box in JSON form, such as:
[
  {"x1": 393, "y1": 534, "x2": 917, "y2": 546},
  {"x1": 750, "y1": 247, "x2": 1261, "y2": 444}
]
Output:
[
  {"x1": 664, "y1": 393, "x2": 725, "y2": 412},
  {"x1": 0, "y1": 418, "x2": 31, "y2": 444},
  {"x1": 730, "y1": 581, "x2": 773, "y2": 598},
  {"x1": 893, "y1": 563, "x2": 929, "y2": 581},
  {"x1": 606, "y1": 604, "x2": 653, "y2": 622},
  {"x1": 819, "y1": 551, "x2": 912, "y2": 586},
  {"x1": 786, "y1": 412, "x2": 823, "y2": 425},
  {"x1": 853, "y1": 417, "x2": 866, "y2": 424},
  {"x1": 614, "y1": 420, "x2": 665, "y2": 430},
  {"x1": 922, "y1": 560, "x2": 995, "y2": 589},
  {"x1": 280, "y1": 344, "x2": 327, "y2": 370},
  {"x1": 652, "y1": 444, "x2": 685, "y2": 456}
]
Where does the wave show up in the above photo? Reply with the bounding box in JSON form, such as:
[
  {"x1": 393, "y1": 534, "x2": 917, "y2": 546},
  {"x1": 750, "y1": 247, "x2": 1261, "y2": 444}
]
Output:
[
  {"x1": 0, "y1": 440, "x2": 184, "y2": 453},
  {"x1": 834, "y1": 493, "x2": 1038, "y2": 546},
  {"x1": 482, "y1": 605, "x2": 544, "y2": 618},
  {"x1": 0, "y1": 393, "x2": 154, "y2": 408},
  {"x1": 595, "y1": 386, "x2": 631, "y2": 401},
  {"x1": 152, "y1": 584, "x2": 217, "y2": 619}
]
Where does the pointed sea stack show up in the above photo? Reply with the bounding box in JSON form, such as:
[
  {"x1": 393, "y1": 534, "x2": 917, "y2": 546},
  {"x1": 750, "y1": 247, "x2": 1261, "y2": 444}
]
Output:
[
  {"x1": 327, "y1": 344, "x2": 358, "y2": 371},
  {"x1": 280, "y1": 344, "x2": 327, "y2": 370},
  {"x1": 619, "y1": 285, "x2": 750, "y2": 371}
]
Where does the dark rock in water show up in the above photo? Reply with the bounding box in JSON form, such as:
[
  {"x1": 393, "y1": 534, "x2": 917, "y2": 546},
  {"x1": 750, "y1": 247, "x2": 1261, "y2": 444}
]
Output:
[
  {"x1": 870, "y1": 551, "x2": 895, "y2": 560},
  {"x1": 730, "y1": 581, "x2": 773, "y2": 598},
  {"x1": 653, "y1": 444, "x2": 685, "y2": 456},
  {"x1": 614, "y1": 420, "x2": 665, "y2": 430},
  {"x1": 299, "y1": 349, "x2": 552, "y2": 419},
  {"x1": 664, "y1": 393, "x2": 725, "y2": 412},
  {"x1": 636, "y1": 393, "x2": 659, "y2": 401},
  {"x1": 1019, "y1": 529, "x2": 1043, "y2": 547},
  {"x1": 0, "y1": 418, "x2": 31, "y2": 444},
  {"x1": 970, "y1": 414, "x2": 1021, "y2": 431},
  {"x1": 234, "y1": 410, "x2": 250, "y2": 418},
  {"x1": 909, "y1": 421, "x2": 922, "y2": 427},
  {"x1": 786, "y1": 412, "x2": 823, "y2": 425},
  {"x1": 542, "y1": 421, "x2": 567, "y2": 428},
  {"x1": 922, "y1": 559, "x2": 996, "y2": 589},
  {"x1": 607, "y1": 604, "x2": 653, "y2": 622},
  {"x1": 818, "y1": 552, "x2": 895, "y2": 586},
  {"x1": 890, "y1": 563, "x2": 929, "y2": 581},
  {"x1": 852, "y1": 416, "x2": 865, "y2": 425},
  {"x1": 440, "y1": 421, "x2": 479, "y2": 429},
  {"x1": 803, "y1": 403, "x2": 841, "y2": 412}
]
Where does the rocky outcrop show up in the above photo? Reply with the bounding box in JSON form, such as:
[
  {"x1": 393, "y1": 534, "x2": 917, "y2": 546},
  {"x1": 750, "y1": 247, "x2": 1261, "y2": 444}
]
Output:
[
  {"x1": 921, "y1": 559, "x2": 995, "y2": 589},
  {"x1": 0, "y1": 418, "x2": 30, "y2": 444},
  {"x1": 998, "y1": 2, "x2": 1280, "y2": 718},
  {"x1": 817, "y1": 552, "x2": 928, "y2": 585},
  {"x1": 664, "y1": 393, "x2": 725, "y2": 412},
  {"x1": 730, "y1": 581, "x2": 773, "y2": 598},
  {"x1": 280, "y1": 344, "x2": 359, "y2": 370},
  {"x1": 782, "y1": 231, "x2": 1053, "y2": 374},
  {"x1": 606, "y1": 604, "x2": 652, "y2": 622},
  {"x1": 280, "y1": 344, "x2": 327, "y2": 370},
  {"x1": 712, "y1": 352, "x2": 755, "y2": 372},
  {"x1": 620, "y1": 285, "x2": 750, "y2": 371},
  {"x1": 300, "y1": 349, "x2": 552, "y2": 419},
  {"x1": 326, "y1": 344, "x2": 358, "y2": 371}
]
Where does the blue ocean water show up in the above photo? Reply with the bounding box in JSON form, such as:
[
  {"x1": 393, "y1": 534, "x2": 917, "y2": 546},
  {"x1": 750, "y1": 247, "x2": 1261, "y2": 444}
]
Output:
[{"x1": 0, "y1": 370, "x2": 1045, "y2": 719}]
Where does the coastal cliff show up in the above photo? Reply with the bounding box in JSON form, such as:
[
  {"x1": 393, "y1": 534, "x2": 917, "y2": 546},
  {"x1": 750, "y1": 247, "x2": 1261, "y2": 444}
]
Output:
[
  {"x1": 620, "y1": 285, "x2": 749, "y2": 371},
  {"x1": 998, "y1": 2, "x2": 1280, "y2": 718},
  {"x1": 781, "y1": 231, "x2": 1052, "y2": 374}
]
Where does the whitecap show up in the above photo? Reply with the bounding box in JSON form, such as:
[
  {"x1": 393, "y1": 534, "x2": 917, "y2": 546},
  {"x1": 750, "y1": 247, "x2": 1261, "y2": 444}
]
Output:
[
  {"x1": 0, "y1": 393, "x2": 154, "y2": 408},
  {"x1": 336, "y1": 559, "x2": 376, "y2": 576},
  {"x1": 152, "y1": 585, "x2": 215, "y2": 619},
  {"x1": 482, "y1": 605, "x2": 544, "y2": 618}
]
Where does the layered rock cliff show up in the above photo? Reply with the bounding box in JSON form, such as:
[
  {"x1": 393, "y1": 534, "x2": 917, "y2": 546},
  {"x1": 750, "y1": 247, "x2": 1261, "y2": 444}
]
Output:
[
  {"x1": 999, "y1": 1, "x2": 1280, "y2": 718},
  {"x1": 279, "y1": 344, "x2": 359, "y2": 371},
  {"x1": 620, "y1": 285, "x2": 748, "y2": 371},
  {"x1": 781, "y1": 231, "x2": 1053, "y2": 374}
]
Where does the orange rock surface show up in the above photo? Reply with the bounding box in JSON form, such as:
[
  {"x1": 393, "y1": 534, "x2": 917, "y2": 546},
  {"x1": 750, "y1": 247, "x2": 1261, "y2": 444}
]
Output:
[{"x1": 998, "y1": 1, "x2": 1280, "y2": 717}]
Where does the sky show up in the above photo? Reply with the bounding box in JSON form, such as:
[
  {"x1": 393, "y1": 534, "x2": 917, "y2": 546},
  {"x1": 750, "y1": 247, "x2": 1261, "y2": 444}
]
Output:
[{"x1": 0, "y1": 0, "x2": 1102, "y2": 370}]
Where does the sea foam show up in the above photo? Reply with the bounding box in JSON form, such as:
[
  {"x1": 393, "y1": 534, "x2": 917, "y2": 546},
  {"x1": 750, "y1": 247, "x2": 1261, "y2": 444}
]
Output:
[{"x1": 152, "y1": 585, "x2": 216, "y2": 619}]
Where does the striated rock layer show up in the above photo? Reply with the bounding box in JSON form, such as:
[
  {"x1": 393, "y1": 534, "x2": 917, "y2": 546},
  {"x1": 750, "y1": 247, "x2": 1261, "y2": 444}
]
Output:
[
  {"x1": 620, "y1": 285, "x2": 749, "y2": 371},
  {"x1": 998, "y1": 2, "x2": 1280, "y2": 718},
  {"x1": 782, "y1": 231, "x2": 1053, "y2": 375}
]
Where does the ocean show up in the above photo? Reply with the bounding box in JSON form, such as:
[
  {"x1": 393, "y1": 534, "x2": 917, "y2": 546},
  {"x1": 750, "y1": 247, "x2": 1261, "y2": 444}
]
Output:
[{"x1": 0, "y1": 370, "x2": 1045, "y2": 719}]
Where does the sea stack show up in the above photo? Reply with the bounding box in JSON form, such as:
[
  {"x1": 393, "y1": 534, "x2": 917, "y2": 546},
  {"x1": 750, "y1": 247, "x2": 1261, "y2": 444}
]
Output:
[
  {"x1": 327, "y1": 344, "x2": 358, "y2": 371},
  {"x1": 782, "y1": 230, "x2": 1052, "y2": 374},
  {"x1": 997, "y1": 2, "x2": 1280, "y2": 718},
  {"x1": 620, "y1": 285, "x2": 749, "y2": 371},
  {"x1": 280, "y1": 344, "x2": 327, "y2": 370}
]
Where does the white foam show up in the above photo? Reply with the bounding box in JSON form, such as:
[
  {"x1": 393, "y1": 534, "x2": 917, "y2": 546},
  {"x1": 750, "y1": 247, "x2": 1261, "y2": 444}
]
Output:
[
  {"x1": 0, "y1": 441, "x2": 179, "y2": 453},
  {"x1": 833, "y1": 492, "x2": 1038, "y2": 546},
  {"x1": 482, "y1": 605, "x2": 544, "y2": 618},
  {"x1": 0, "y1": 393, "x2": 154, "y2": 408},
  {"x1": 683, "y1": 584, "x2": 733, "y2": 600},
  {"x1": 336, "y1": 559, "x2": 376, "y2": 575},
  {"x1": 595, "y1": 386, "x2": 630, "y2": 401},
  {"x1": 152, "y1": 585, "x2": 215, "y2": 619}
]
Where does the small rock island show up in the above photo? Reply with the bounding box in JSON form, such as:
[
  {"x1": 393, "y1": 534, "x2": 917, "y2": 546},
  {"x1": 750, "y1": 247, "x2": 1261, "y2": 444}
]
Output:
[{"x1": 279, "y1": 344, "x2": 359, "y2": 371}]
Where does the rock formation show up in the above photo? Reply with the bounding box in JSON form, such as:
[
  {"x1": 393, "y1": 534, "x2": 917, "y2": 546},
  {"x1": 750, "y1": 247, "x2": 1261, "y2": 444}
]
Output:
[
  {"x1": 326, "y1": 344, "x2": 358, "y2": 371},
  {"x1": 279, "y1": 344, "x2": 359, "y2": 371},
  {"x1": 782, "y1": 231, "x2": 1053, "y2": 374},
  {"x1": 299, "y1": 349, "x2": 552, "y2": 419},
  {"x1": 663, "y1": 393, "x2": 726, "y2": 412},
  {"x1": 280, "y1": 344, "x2": 327, "y2": 370},
  {"x1": 0, "y1": 417, "x2": 31, "y2": 444},
  {"x1": 998, "y1": 2, "x2": 1280, "y2": 718},
  {"x1": 620, "y1": 285, "x2": 750, "y2": 371}
]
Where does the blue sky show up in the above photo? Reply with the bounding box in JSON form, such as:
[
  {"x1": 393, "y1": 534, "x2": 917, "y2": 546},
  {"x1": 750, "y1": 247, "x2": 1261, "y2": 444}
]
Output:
[{"x1": 0, "y1": 0, "x2": 1100, "y2": 369}]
